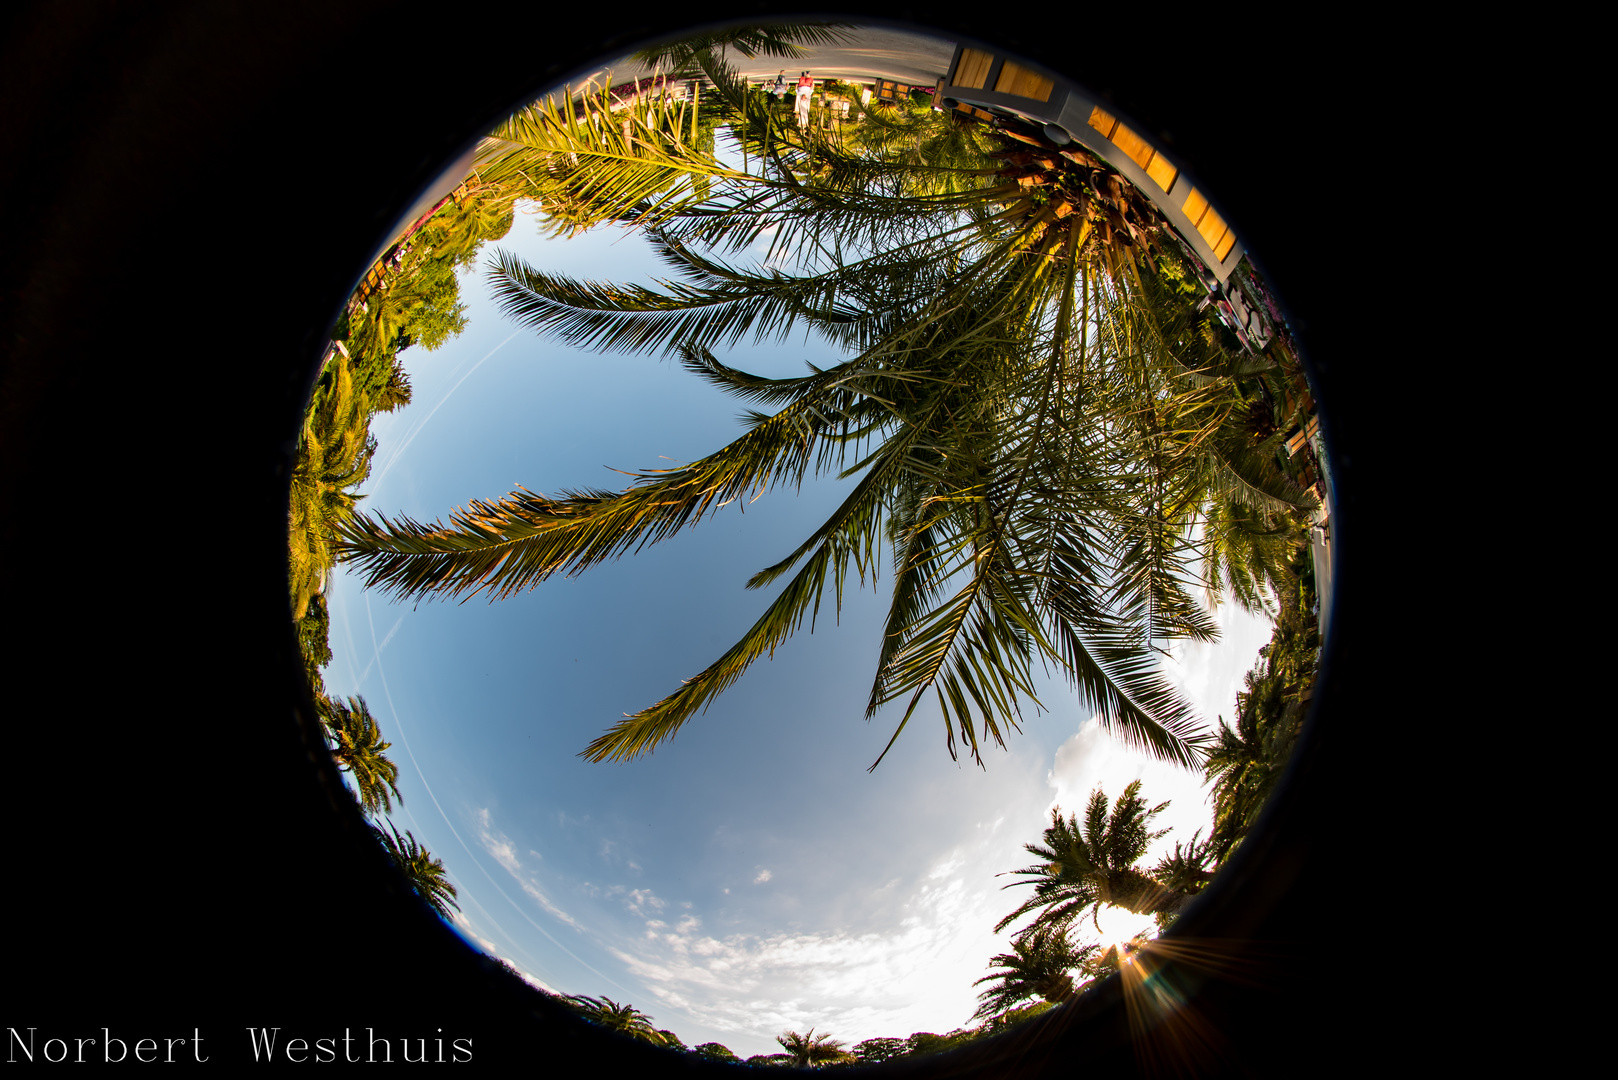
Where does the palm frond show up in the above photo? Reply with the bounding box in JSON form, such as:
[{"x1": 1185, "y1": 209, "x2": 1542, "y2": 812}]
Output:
[
  {"x1": 580, "y1": 463, "x2": 888, "y2": 762},
  {"x1": 335, "y1": 385, "x2": 846, "y2": 602}
]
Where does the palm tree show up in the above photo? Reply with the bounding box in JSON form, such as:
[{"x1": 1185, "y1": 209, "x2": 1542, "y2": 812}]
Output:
[
  {"x1": 319, "y1": 693, "x2": 402, "y2": 816},
  {"x1": 995, "y1": 781, "x2": 1213, "y2": 936},
  {"x1": 973, "y1": 924, "x2": 1101, "y2": 1019},
  {"x1": 563, "y1": 996, "x2": 673, "y2": 1047},
  {"x1": 1198, "y1": 490, "x2": 1308, "y2": 615},
  {"x1": 371, "y1": 821, "x2": 459, "y2": 919},
  {"x1": 338, "y1": 36, "x2": 1315, "y2": 772},
  {"x1": 973, "y1": 924, "x2": 1153, "y2": 1021},
  {"x1": 775, "y1": 1028, "x2": 853, "y2": 1068}
]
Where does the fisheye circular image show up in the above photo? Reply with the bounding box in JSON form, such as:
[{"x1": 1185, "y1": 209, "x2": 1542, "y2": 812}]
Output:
[{"x1": 288, "y1": 21, "x2": 1332, "y2": 1064}]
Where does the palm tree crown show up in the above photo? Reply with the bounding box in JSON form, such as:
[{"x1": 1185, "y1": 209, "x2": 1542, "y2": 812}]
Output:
[
  {"x1": 776, "y1": 1028, "x2": 853, "y2": 1068},
  {"x1": 995, "y1": 780, "x2": 1213, "y2": 935},
  {"x1": 973, "y1": 923, "x2": 1100, "y2": 1019},
  {"x1": 973, "y1": 923, "x2": 1154, "y2": 1022},
  {"x1": 320, "y1": 693, "x2": 401, "y2": 816},
  {"x1": 337, "y1": 37, "x2": 1315, "y2": 773},
  {"x1": 564, "y1": 996, "x2": 674, "y2": 1047},
  {"x1": 372, "y1": 821, "x2": 459, "y2": 920}
]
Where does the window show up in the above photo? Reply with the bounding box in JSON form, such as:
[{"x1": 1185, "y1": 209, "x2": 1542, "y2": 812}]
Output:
[
  {"x1": 993, "y1": 60, "x2": 1053, "y2": 101},
  {"x1": 1087, "y1": 106, "x2": 1179, "y2": 192},
  {"x1": 952, "y1": 48, "x2": 995, "y2": 90},
  {"x1": 1182, "y1": 187, "x2": 1237, "y2": 261}
]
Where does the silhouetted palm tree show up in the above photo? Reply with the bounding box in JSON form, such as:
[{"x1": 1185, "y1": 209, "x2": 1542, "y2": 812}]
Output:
[
  {"x1": 776, "y1": 1028, "x2": 853, "y2": 1068},
  {"x1": 973, "y1": 924, "x2": 1099, "y2": 1018},
  {"x1": 996, "y1": 781, "x2": 1213, "y2": 935},
  {"x1": 973, "y1": 924, "x2": 1153, "y2": 1020}
]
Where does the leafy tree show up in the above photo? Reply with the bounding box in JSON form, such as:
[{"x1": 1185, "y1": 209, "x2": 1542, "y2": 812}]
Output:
[
  {"x1": 291, "y1": 183, "x2": 522, "y2": 621},
  {"x1": 905, "y1": 1031, "x2": 971, "y2": 1056},
  {"x1": 975, "y1": 1001, "x2": 1056, "y2": 1034},
  {"x1": 289, "y1": 353, "x2": 375, "y2": 621},
  {"x1": 995, "y1": 781, "x2": 1214, "y2": 936},
  {"x1": 775, "y1": 1029, "x2": 853, "y2": 1068},
  {"x1": 852, "y1": 1037, "x2": 908, "y2": 1064},
  {"x1": 338, "y1": 186, "x2": 518, "y2": 395},
  {"x1": 319, "y1": 693, "x2": 402, "y2": 816},
  {"x1": 372, "y1": 821, "x2": 459, "y2": 919},
  {"x1": 339, "y1": 33, "x2": 1316, "y2": 773},
  {"x1": 296, "y1": 592, "x2": 334, "y2": 695},
  {"x1": 692, "y1": 1042, "x2": 739, "y2": 1061}
]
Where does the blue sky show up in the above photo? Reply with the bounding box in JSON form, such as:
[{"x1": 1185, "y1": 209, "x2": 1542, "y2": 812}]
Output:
[{"x1": 322, "y1": 140, "x2": 1275, "y2": 1055}]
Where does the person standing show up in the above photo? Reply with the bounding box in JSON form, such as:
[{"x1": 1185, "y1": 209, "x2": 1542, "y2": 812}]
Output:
[{"x1": 794, "y1": 71, "x2": 814, "y2": 127}]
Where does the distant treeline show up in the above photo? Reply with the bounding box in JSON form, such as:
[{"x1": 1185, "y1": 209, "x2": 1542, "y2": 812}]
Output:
[{"x1": 288, "y1": 181, "x2": 522, "y2": 916}]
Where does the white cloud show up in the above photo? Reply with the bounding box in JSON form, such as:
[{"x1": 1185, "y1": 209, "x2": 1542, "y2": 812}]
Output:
[
  {"x1": 589, "y1": 618, "x2": 1276, "y2": 1056},
  {"x1": 622, "y1": 887, "x2": 666, "y2": 916},
  {"x1": 475, "y1": 807, "x2": 584, "y2": 931},
  {"x1": 595, "y1": 839, "x2": 1027, "y2": 1056}
]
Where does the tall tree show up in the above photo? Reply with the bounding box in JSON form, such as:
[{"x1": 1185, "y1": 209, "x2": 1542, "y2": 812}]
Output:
[{"x1": 339, "y1": 35, "x2": 1316, "y2": 772}]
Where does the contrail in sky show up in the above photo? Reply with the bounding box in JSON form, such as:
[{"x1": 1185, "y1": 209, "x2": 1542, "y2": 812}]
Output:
[
  {"x1": 363, "y1": 591, "x2": 633, "y2": 997},
  {"x1": 367, "y1": 327, "x2": 523, "y2": 491}
]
